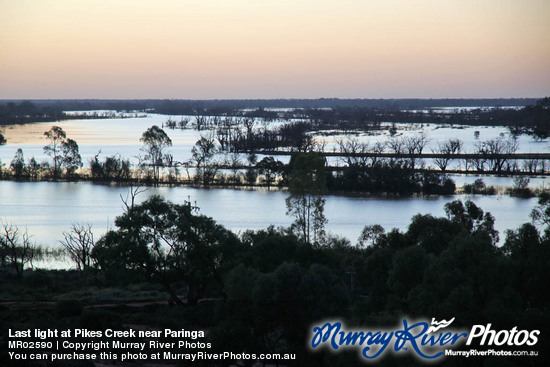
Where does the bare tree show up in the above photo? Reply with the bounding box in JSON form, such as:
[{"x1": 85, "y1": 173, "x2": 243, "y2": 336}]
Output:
[
  {"x1": 61, "y1": 223, "x2": 95, "y2": 270},
  {"x1": 403, "y1": 132, "x2": 429, "y2": 168},
  {"x1": 337, "y1": 137, "x2": 369, "y2": 167},
  {"x1": 432, "y1": 138, "x2": 463, "y2": 171},
  {"x1": 369, "y1": 141, "x2": 386, "y2": 167},
  {"x1": 474, "y1": 136, "x2": 519, "y2": 172},
  {"x1": 0, "y1": 222, "x2": 36, "y2": 277},
  {"x1": 120, "y1": 184, "x2": 148, "y2": 212},
  {"x1": 241, "y1": 117, "x2": 257, "y2": 152},
  {"x1": 216, "y1": 117, "x2": 234, "y2": 151},
  {"x1": 386, "y1": 136, "x2": 405, "y2": 155},
  {"x1": 194, "y1": 105, "x2": 207, "y2": 131}
]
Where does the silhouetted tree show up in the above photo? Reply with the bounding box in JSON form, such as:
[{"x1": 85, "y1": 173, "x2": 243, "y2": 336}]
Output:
[
  {"x1": 530, "y1": 191, "x2": 550, "y2": 235},
  {"x1": 93, "y1": 196, "x2": 236, "y2": 305},
  {"x1": 285, "y1": 153, "x2": 327, "y2": 244},
  {"x1": 140, "y1": 125, "x2": 172, "y2": 185},
  {"x1": 61, "y1": 138, "x2": 83, "y2": 177},
  {"x1": 10, "y1": 148, "x2": 25, "y2": 179},
  {"x1": 433, "y1": 138, "x2": 462, "y2": 171},
  {"x1": 61, "y1": 223, "x2": 95, "y2": 271},
  {"x1": 191, "y1": 135, "x2": 218, "y2": 186},
  {"x1": 257, "y1": 156, "x2": 283, "y2": 189},
  {"x1": 43, "y1": 126, "x2": 67, "y2": 178},
  {"x1": 0, "y1": 222, "x2": 36, "y2": 278},
  {"x1": 244, "y1": 153, "x2": 258, "y2": 186},
  {"x1": 90, "y1": 152, "x2": 131, "y2": 182}
]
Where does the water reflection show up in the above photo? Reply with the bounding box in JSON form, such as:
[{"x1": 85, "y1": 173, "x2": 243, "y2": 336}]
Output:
[{"x1": 0, "y1": 181, "x2": 538, "y2": 250}]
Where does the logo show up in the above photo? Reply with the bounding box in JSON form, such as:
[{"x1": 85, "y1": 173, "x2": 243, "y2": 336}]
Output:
[
  {"x1": 309, "y1": 318, "x2": 539, "y2": 361},
  {"x1": 427, "y1": 318, "x2": 455, "y2": 333}
]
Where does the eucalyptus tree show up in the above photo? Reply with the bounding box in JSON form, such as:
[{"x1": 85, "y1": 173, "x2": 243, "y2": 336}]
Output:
[
  {"x1": 43, "y1": 126, "x2": 82, "y2": 178},
  {"x1": 140, "y1": 125, "x2": 172, "y2": 185},
  {"x1": 43, "y1": 126, "x2": 67, "y2": 178},
  {"x1": 285, "y1": 152, "x2": 327, "y2": 245},
  {"x1": 61, "y1": 138, "x2": 83, "y2": 177},
  {"x1": 92, "y1": 195, "x2": 237, "y2": 305},
  {"x1": 191, "y1": 135, "x2": 218, "y2": 186},
  {"x1": 10, "y1": 148, "x2": 25, "y2": 178}
]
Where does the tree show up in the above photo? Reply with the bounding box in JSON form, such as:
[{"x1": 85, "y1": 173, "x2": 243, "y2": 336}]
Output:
[
  {"x1": 140, "y1": 125, "x2": 172, "y2": 185},
  {"x1": 530, "y1": 191, "x2": 550, "y2": 236},
  {"x1": 194, "y1": 105, "x2": 207, "y2": 131},
  {"x1": 244, "y1": 153, "x2": 258, "y2": 186},
  {"x1": 403, "y1": 132, "x2": 429, "y2": 168},
  {"x1": 93, "y1": 195, "x2": 235, "y2": 305},
  {"x1": 61, "y1": 223, "x2": 95, "y2": 271},
  {"x1": 337, "y1": 137, "x2": 369, "y2": 167},
  {"x1": 90, "y1": 152, "x2": 131, "y2": 182},
  {"x1": 473, "y1": 136, "x2": 519, "y2": 172},
  {"x1": 357, "y1": 224, "x2": 385, "y2": 248},
  {"x1": 444, "y1": 200, "x2": 499, "y2": 245},
  {"x1": 433, "y1": 138, "x2": 462, "y2": 171},
  {"x1": 257, "y1": 156, "x2": 283, "y2": 189},
  {"x1": 191, "y1": 135, "x2": 218, "y2": 186},
  {"x1": 0, "y1": 222, "x2": 36, "y2": 278},
  {"x1": 27, "y1": 157, "x2": 40, "y2": 180},
  {"x1": 241, "y1": 117, "x2": 257, "y2": 152},
  {"x1": 10, "y1": 148, "x2": 26, "y2": 179},
  {"x1": 43, "y1": 126, "x2": 82, "y2": 178},
  {"x1": 43, "y1": 126, "x2": 67, "y2": 178},
  {"x1": 0, "y1": 132, "x2": 6, "y2": 145},
  {"x1": 61, "y1": 138, "x2": 83, "y2": 177},
  {"x1": 285, "y1": 153, "x2": 327, "y2": 244}
]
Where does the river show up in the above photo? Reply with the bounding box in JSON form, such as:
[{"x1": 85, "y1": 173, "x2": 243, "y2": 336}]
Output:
[{"x1": 0, "y1": 181, "x2": 538, "y2": 251}]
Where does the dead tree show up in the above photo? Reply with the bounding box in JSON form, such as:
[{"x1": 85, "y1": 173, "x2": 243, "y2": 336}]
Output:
[
  {"x1": 0, "y1": 222, "x2": 35, "y2": 278},
  {"x1": 433, "y1": 138, "x2": 463, "y2": 171},
  {"x1": 60, "y1": 223, "x2": 95, "y2": 270}
]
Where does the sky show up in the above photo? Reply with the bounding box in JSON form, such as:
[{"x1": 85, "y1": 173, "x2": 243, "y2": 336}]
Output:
[{"x1": 0, "y1": 0, "x2": 549, "y2": 99}]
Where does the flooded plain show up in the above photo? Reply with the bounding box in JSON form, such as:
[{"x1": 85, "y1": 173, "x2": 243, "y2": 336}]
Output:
[{"x1": 0, "y1": 113, "x2": 547, "y2": 257}]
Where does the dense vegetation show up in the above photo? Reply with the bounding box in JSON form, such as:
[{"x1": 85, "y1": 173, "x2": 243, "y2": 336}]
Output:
[{"x1": 1, "y1": 194, "x2": 549, "y2": 366}]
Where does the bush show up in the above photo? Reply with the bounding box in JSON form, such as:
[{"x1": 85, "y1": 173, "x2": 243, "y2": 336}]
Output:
[{"x1": 463, "y1": 178, "x2": 496, "y2": 195}]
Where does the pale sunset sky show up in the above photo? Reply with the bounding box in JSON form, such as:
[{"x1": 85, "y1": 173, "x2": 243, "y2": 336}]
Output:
[{"x1": 0, "y1": 0, "x2": 549, "y2": 99}]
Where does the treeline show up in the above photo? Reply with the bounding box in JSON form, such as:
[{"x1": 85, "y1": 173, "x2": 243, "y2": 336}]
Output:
[
  {"x1": 3, "y1": 98, "x2": 548, "y2": 145},
  {"x1": 2, "y1": 97, "x2": 537, "y2": 111},
  {"x1": 0, "y1": 101, "x2": 130, "y2": 127},
  {"x1": 1, "y1": 124, "x2": 542, "y2": 197},
  {"x1": 296, "y1": 98, "x2": 550, "y2": 136},
  {"x1": 0, "y1": 101, "x2": 67, "y2": 125},
  {"x1": 2, "y1": 195, "x2": 549, "y2": 365}
]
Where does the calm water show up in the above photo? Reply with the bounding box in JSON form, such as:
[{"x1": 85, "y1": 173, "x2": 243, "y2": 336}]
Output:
[
  {"x1": 0, "y1": 181, "x2": 538, "y2": 251},
  {"x1": 0, "y1": 113, "x2": 546, "y2": 269},
  {"x1": 1, "y1": 113, "x2": 550, "y2": 169}
]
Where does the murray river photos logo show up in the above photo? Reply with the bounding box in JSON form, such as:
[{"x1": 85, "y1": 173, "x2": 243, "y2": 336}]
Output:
[{"x1": 309, "y1": 317, "x2": 540, "y2": 361}]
